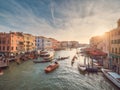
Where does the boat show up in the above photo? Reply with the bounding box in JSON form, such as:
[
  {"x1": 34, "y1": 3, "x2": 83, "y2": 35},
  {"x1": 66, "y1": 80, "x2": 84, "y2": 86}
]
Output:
[
  {"x1": 101, "y1": 68, "x2": 120, "y2": 88},
  {"x1": 78, "y1": 63, "x2": 98, "y2": 73},
  {"x1": 86, "y1": 67, "x2": 98, "y2": 73},
  {"x1": 40, "y1": 50, "x2": 54, "y2": 59},
  {"x1": 40, "y1": 50, "x2": 50, "y2": 57},
  {"x1": 33, "y1": 60, "x2": 51, "y2": 63},
  {"x1": 44, "y1": 62, "x2": 59, "y2": 73},
  {"x1": 56, "y1": 56, "x2": 69, "y2": 61},
  {"x1": 78, "y1": 64, "x2": 86, "y2": 72}
]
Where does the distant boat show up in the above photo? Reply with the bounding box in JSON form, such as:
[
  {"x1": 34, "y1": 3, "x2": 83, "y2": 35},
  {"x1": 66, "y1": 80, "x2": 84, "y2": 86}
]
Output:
[
  {"x1": 56, "y1": 56, "x2": 69, "y2": 61},
  {"x1": 42, "y1": 50, "x2": 54, "y2": 60},
  {"x1": 44, "y1": 62, "x2": 59, "y2": 73},
  {"x1": 33, "y1": 60, "x2": 51, "y2": 63},
  {"x1": 40, "y1": 50, "x2": 50, "y2": 57},
  {"x1": 101, "y1": 68, "x2": 120, "y2": 88},
  {"x1": 78, "y1": 63, "x2": 98, "y2": 73},
  {"x1": 78, "y1": 63, "x2": 86, "y2": 72},
  {"x1": 86, "y1": 67, "x2": 98, "y2": 73}
]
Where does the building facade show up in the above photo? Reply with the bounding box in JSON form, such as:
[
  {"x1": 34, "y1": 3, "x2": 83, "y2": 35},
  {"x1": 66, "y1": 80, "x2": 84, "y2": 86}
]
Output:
[
  {"x1": 49, "y1": 38, "x2": 60, "y2": 50},
  {"x1": 90, "y1": 19, "x2": 120, "y2": 73},
  {"x1": 24, "y1": 34, "x2": 36, "y2": 52},
  {"x1": 35, "y1": 36, "x2": 53, "y2": 50},
  {"x1": 109, "y1": 19, "x2": 120, "y2": 74},
  {"x1": 10, "y1": 32, "x2": 24, "y2": 55},
  {"x1": 0, "y1": 32, "x2": 11, "y2": 56},
  {"x1": 35, "y1": 36, "x2": 44, "y2": 50},
  {"x1": 0, "y1": 32, "x2": 24, "y2": 56}
]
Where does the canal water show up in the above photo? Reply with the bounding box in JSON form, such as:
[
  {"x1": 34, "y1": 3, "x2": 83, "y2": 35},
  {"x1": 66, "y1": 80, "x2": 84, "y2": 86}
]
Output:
[{"x1": 0, "y1": 49, "x2": 119, "y2": 90}]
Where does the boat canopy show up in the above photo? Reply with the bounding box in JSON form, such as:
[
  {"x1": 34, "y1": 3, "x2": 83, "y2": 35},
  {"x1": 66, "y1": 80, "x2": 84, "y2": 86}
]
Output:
[{"x1": 108, "y1": 72, "x2": 120, "y2": 79}]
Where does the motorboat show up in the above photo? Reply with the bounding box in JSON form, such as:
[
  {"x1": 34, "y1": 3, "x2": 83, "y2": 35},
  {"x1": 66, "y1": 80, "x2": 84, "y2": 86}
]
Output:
[
  {"x1": 33, "y1": 60, "x2": 51, "y2": 63},
  {"x1": 40, "y1": 50, "x2": 50, "y2": 57},
  {"x1": 56, "y1": 56, "x2": 69, "y2": 61},
  {"x1": 101, "y1": 68, "x2": 120, "y2": 88},
  {"x1": 44, "y1": 62, "x2": 59, "y2": 73}
]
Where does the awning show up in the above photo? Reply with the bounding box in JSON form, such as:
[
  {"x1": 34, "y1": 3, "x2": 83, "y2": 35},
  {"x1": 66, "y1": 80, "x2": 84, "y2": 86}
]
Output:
[
  {"x1": 110, "y1": 53, "x2": 120, "y2": 58},
  {"x1": 89, "y1": 50, "x2": 107, "y2": 56}
]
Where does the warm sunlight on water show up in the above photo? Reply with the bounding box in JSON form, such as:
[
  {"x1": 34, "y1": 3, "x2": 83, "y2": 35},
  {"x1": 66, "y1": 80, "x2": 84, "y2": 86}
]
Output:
[{"x1": 0, "y1": 49, "x2": 119, "y2": 90}]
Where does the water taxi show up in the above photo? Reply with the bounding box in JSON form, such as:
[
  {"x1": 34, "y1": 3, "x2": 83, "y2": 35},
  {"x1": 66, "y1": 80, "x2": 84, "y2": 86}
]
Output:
[
  {"x1": 44, "y1": 62, "x2": 59, "y2": 73},
  {"x1": 101, "y1": 68, "x2": 120, "y2": 88}
]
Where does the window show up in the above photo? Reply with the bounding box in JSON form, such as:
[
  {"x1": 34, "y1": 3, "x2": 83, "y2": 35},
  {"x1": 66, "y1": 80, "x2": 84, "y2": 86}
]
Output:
[
  {"x1": 7, "y1": 46, "x2": 9, "y2": 50},
  {"x1": 8, "y1": 40, "x2": 10, "y2": 44},
  {"x1": 116, "y1": 58, "x2": 118, "y2": 63},
  {"x1": 112, "y1": 48, "x2": 114, "y2": 53},
  {"x1": 115, "y1": 48, "x2": 117, "y2": 53},
  {"x1": 3, "y1": 46, "x2": 5, "y2": 50},
  {"x1": 2, "y1": 40, "x2": 5, "y2": 44},
  {"x1": 111, "y1": 40, "x2": 113, "y2": 44},
  {"x1": 11, "y1": 47, "x2": 13, "y2": 50}
]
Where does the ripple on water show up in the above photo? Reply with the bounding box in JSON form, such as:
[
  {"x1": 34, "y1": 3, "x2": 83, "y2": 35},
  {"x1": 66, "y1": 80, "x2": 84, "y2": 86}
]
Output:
[{"x1": 0, "y1": 50, "x2": 120, "y2": 90}]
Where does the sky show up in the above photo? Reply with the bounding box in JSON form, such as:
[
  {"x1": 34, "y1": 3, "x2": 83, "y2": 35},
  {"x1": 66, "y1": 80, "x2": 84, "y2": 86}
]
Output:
[{"x1": 0, "y1": 0, "x2": 120, "y2": 43}]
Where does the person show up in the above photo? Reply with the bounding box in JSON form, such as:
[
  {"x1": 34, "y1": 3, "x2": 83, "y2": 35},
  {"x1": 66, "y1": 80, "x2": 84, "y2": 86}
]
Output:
[
  {"x1": 71, "y1": 55, "x2": 77, "y2": 66},
  {"x1": 73, "y1": 55, "x2": 77, "y2": 60},
  {"x1": 71, "y1": 60, "x2": 74, "y2": 66},
  {"x1": 71, "y1": 57, "x2": 75, "y2": 66},
  {"x1": 55, "y1": 61, "x2": 58, "y2": 64}
]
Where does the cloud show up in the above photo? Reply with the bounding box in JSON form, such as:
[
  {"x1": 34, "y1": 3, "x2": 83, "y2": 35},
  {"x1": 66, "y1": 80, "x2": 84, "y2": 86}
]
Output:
[{"x1": 0, "y1": 0, "x2": 120, "y2": 43}]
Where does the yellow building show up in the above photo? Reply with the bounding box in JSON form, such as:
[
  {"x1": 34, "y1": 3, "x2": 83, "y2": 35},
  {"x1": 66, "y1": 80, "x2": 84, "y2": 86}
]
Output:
[
  {"x1": 24, "y1": 34, "x2": 36, "y2": 52},
  {"x1": 0, "y1": 32, "x2": 24, "y2": 56}
]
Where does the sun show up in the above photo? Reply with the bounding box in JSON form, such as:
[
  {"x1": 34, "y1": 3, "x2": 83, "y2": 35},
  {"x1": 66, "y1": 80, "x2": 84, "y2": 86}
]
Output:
[{"x1": 92, "y1": 27, "x2": 108, "y2": 36}]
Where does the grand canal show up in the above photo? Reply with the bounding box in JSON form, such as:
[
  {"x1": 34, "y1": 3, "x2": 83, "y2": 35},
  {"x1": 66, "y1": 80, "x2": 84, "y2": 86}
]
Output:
[{"x1": 0, "y1": 49, "x2": 119, "y2": 90}]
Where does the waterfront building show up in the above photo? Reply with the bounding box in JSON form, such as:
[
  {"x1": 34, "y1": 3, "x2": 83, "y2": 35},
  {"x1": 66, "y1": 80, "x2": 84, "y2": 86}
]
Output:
[
  {"x1": 24, "y1": 34, "x2": 36, "y2": 52},
  {"x1": 0, "y1": 32, "x2": 24, "y2": 56},
  {"x1": 35, "y1": 36, "x2": 45, "y2": 50},
  {"x1": 89, "y1": 33, "x2": 110, "y2": 68},
  {"x1": 90, "y1": 36, "x2": 103, "y2": 49},
  {"x1": 0, "y1": 32, "x2": 11, "y2": 56},
  {"x1": 10, "y1": 32, "x2": 24, "y2": 55},
  {"x1": 90, "y1": 19, "x2": 120, "y2": 73},
  {"x1": 44, "y1": 38, "x2": 52, "y2": 50},
  {"x1": 61, "y1": 41, "x2": 79, "y2": 49},
  {"x1": 69, "y1": 41, "x2": 79, "y2": 48},
  {"x1": 35, "y1": 36, "x2": 53, "y2": 50},
  {"x1": 97, "y1": 32, "x2": 110, "y2": 68},
  {"x1": 109, "y1": 19, "x2": 120, "y2": 74},
  {"x1": 60, "y1": 41, "x2": 69, "y2": 49},
  {"x1": 49, "y1": 38, "x2": 60, "y2": 50}
]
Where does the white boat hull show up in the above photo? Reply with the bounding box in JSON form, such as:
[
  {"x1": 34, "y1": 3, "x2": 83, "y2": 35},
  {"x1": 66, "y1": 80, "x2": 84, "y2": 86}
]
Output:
[
  {"x1": 78, "y1": 64, "x2": 86, "y2": 71},
  {"x1": 101, "y1": 68, "x2": 120, "y2": 88}
]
